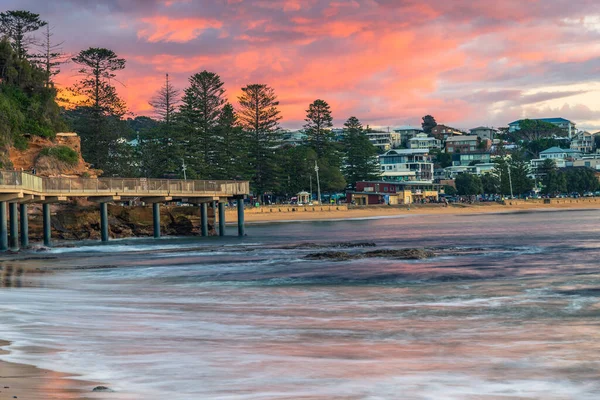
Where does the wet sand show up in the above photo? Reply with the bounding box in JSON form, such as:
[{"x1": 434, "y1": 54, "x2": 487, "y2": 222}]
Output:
[{"x1": 0, "y1": 341, "x2": 99, "y2": 400}]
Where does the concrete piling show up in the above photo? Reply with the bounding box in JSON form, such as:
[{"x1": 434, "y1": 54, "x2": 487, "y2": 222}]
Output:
[
  {"x1": 0, "y1": 202, "x2": 7, "y2": 251},
  {"x1": 9, "y1": 202, "x2": 18, "y2": 250},
  {"x1": 100, "y1": 202, "x2": 109, "y2": 242},
  {"x1": 43, "y1": 203, "x2": 51, "y2": 247},
  {"x1": 19, "y1": 203, "x2": 28, "y2": 248},
  {"x1": 218, "y1": 202, "x2": 226, "y2": 236},
  {"x1": 201, "y1": 203, "x2": 208, "y2": 237},
  {"x1": 237, "y1": 198, "x2": 245, "y2": 237},
  {"x1": 153, "y1": 203, "x2": 161, "y2": 238}
]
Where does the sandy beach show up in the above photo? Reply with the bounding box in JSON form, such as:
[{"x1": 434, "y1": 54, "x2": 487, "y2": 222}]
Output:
[
  {"x1": 234, "y1": 199, "x2": 600, "y2": 224},
  {"x1": 0, "y1": 341, "x2": 98, "y2": 400}
]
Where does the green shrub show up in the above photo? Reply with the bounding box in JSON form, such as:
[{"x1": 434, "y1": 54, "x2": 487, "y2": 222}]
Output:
[
  {"x1": 13, "y1": 135, "x2": 28, "y2": 150},
  {"x1": 39, "y1": 146, "x2": 79, "y2": 166}
]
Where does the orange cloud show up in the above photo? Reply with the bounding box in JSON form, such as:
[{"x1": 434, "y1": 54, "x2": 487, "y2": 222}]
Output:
[{"x1": 137, "y1": 16, "x2": 223, "y2": 42}]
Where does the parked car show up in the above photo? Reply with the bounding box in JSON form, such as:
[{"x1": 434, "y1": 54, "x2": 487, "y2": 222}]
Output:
[{"x1": 583, "y1": 192, "x2": 594, "y2": 197}]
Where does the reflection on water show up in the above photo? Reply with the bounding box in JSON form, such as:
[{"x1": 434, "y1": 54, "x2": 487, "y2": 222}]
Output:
[{"x1": 1, "y1": 210, "x2": 600, "y2": 399}]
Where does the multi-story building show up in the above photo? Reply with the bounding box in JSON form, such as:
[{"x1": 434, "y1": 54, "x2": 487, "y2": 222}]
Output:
[
  {"x1": 431, "y1": 125, "x2": 464, "y2": 140},
  {"x1": 445, "y1": 135, "x2": 479, "y2": 153},
  {"x1": 508, "y1": 118, "x2": 576, "y2": 138},
  {"x1": 378, "y1": 149, "x2": 434, "y2": 183},
  {"x1": 393, "y1": 126, "x2": 423, "y2": 147},
  {"x1": 366, "y1": 130, "x2": 401, "y2": 152},
  {"x1": 408, "y1": 133, "x2": 441, "y2": 151},
  {"x1": 452, "y1": 152, "x2": 491, "y2": 166},
  {"x1": 469, "y1": 126, "x2": 497, "y2": 141},
  {"x1": 570, "y1": 131, "x2": 595, "y2": 153}
]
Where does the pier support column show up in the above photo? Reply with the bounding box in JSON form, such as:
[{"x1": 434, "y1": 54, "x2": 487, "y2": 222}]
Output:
[
  {"x1": 19, "y1": 203, "x2": 28, "y2": 248},
  {"x1": 219, "y1": 202, "x2": 226, "y2": 237},
  {"x1": 0, "y1": 202, "x2": 7, "y2": 251},
  {"x1": 153, "y1": 203, "x2": 161, "y2": 238},
  {"x1": 100, "y1": 202, "x2": 109, "y2": 242},
  {"x1": 9, "y1": 202, "x2": 18, "y2": 250},
  {"x1": 43, "y1": 203, "x2": 51, "y2": 247},
  {"x1": 237, "y1": 198, "x2": 245, "y2": 237},
  {"x1": 201, "y1": 203, "x2": 208, "y2": 237}
]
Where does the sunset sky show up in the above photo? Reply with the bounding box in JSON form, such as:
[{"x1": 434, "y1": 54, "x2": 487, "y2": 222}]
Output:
[{"x1": 7, "y1": 0, "x2": 600, "y2": 131}]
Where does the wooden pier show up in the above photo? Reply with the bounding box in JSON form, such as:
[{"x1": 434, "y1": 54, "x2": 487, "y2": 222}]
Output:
[{"x1": 0, "y1": 171, "x2": 249, "y2": 250}]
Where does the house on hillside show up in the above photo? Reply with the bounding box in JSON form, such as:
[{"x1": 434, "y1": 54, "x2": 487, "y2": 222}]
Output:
[
  {"x1": 431, "y1": 125, "x2": 463, "y2": 140},
  {"x1": 570, "y1": 131, "x2": 595, "y2": 154},
  {"x1": 408, "y1": 133, "x2": 441, "y2": 151},
  {"x1": 393, "y1": 126, "x2": 423, "y2": 147},
  {"x1": 530, "y1": 146, "x2": 584, "y2": 174},
  {"x1": 445, "y1": 135, "x2": 479, "y2": 154},
  {"x1": 452, "y1": 152, "x2": 491, "y2": 167},
  {"x1": 508, "y1": 118, "x2": 576, "y2": 138},
  {"x1": 540, "y1": 146, "x2": 582, "y2": 161},
  {"x1": 470, "y1": 126, "x2": 497, "y2": 141},
  {"x1": 378, "y1": 149, "x2": 434, "y2": 183},
  {"x1": 366, "y1": 130, "x2": 401, "y2": 152}
]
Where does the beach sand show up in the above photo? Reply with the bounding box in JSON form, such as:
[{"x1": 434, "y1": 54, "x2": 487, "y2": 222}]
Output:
[
  {"x1": 0, "y1": 341, "x2": 98, "y2": 400},
  {"x1": 235, "y1": 200, "x2": 600, "y2": 224}
]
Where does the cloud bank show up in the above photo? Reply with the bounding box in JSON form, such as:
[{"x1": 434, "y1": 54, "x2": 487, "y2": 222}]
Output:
[{"x1": 6, "y1": 0, "x2": 600, "y2": 130}]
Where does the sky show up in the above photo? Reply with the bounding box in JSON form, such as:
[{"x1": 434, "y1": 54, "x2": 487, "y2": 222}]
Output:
[{"x1": 6, "y1": 0, "x2": 600, "y2": 131}]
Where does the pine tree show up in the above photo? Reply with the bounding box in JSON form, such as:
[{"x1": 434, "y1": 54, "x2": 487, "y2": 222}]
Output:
[
  {"x1": 69, "y1": 47, "x2": 127, "y2": 172},
  {"x1": 71, "y1": 47, "x2": 126, "y2": 115},
  {"x1": 149, "y1": 73, "x2": 179, "y2": 126},
  {"x1": 141, "y1": 73, "x2": 181, "y2": 177},
  {"x1": 176, "y1": 71, "x2": 225, "y2": 179},
  {"x1": 31, "y1": 25, "x2": 68, "y2": 87},
  {"x1": 214, "y1": 103, "x2": 246, "y2": 180},
  {"x1": 0, "y1": 10, "x2": 46, "y2": 60},
  {"x1": 342, "y1": 116, "x2": 380, "y2": 188},
  {"x1": 237, "y1": 84, "x2": 282, "y2": 201},
  {"x1": 304, "y1": 99, "x2": 333, "y2": 157}
]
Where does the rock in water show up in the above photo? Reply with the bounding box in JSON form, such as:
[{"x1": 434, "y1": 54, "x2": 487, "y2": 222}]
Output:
[
  {"x1": 304, "y1": 248, "x2": 435, "y2": 261},
  {"x1": 364, "y1": 249, "x2": 435, "y2": 259},
  {"x1": 304, "y1": 251, "x2": 361, "y2": 261},
  {"x1": 92, "y1": 386, "x2": 114, "y2": 392}
]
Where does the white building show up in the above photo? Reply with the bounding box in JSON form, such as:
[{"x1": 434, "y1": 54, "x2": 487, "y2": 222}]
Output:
[
  {"x1": 393, "y1": 126, "x2": 423, "y2": 147},
  {"x1": 366, "y1": 130, "x2": 401, "y2": 152},
  {"x1": 408, "y1": 133, "x2": 441, "y2": 151},
  {"x1": 539, "y1": 147, "x2": 582, "y2": 160},
  {"x1": 378, "y1": 149, "x2": 433, "y2": 183},
  {"x1": 570, "y1": 131, "x2": 595, "y2": 154}
]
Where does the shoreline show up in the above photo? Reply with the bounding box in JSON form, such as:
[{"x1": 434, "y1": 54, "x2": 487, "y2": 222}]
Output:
[
  {"x1": 231, "y1": 201, "x2": 600, "y2": 224},
  {"x1": 0, "y1": 340, "x2": 101, "y2": 400}
]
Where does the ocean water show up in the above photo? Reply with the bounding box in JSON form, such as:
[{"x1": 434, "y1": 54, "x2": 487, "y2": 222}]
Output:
[{"x1": 1, "y1": 210, "x2": 600, "y2": 399}]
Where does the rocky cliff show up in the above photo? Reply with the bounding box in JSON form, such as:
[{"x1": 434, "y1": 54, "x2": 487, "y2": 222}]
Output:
[{"x1": 8, "y1": 133, "x2": 101, "y2": 177}]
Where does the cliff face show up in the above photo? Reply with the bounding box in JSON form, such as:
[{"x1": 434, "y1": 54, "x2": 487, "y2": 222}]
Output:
[{"x1": 8, "y1": 133, "x2": 101, "y2": 177}]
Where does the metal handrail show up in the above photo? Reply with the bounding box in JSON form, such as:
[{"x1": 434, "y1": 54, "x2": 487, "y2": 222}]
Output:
[{"x1": 0, "y1": 171, "x2": 249, "y2": 197}]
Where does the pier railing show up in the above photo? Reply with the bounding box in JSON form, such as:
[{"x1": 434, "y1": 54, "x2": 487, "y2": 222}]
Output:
[{"x1": 0, "y1": 171, "x2": 249, "y2": 197}]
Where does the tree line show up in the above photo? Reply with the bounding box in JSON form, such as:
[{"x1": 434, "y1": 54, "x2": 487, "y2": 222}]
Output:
[{"x1": 0, "y1": 9, "x2": 381, "y2": 201}]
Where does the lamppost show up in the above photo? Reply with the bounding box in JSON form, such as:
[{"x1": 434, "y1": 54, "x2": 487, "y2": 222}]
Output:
[
  {"x1": 507, "y1": 159, "x2": 514, "y2": 199},
  {"x1": 182, "y1": 159, "x2": 187, "y2": 181},
  {"x1": 315, "y1": 160, "x2": 321, "y2": 205}
]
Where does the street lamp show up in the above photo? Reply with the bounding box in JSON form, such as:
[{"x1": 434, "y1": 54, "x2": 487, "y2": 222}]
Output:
[
  {"x1": 314, "y1": 160, "x2": 321, "y2": 205},
  {"x1": 182, "y1": 159, "x2": 187, "y2": 181}
]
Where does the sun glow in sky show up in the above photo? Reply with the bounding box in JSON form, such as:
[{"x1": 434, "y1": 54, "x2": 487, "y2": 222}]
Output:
[{"x1": 8, "y1": 0, "x2": 600, "y2": 131}]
